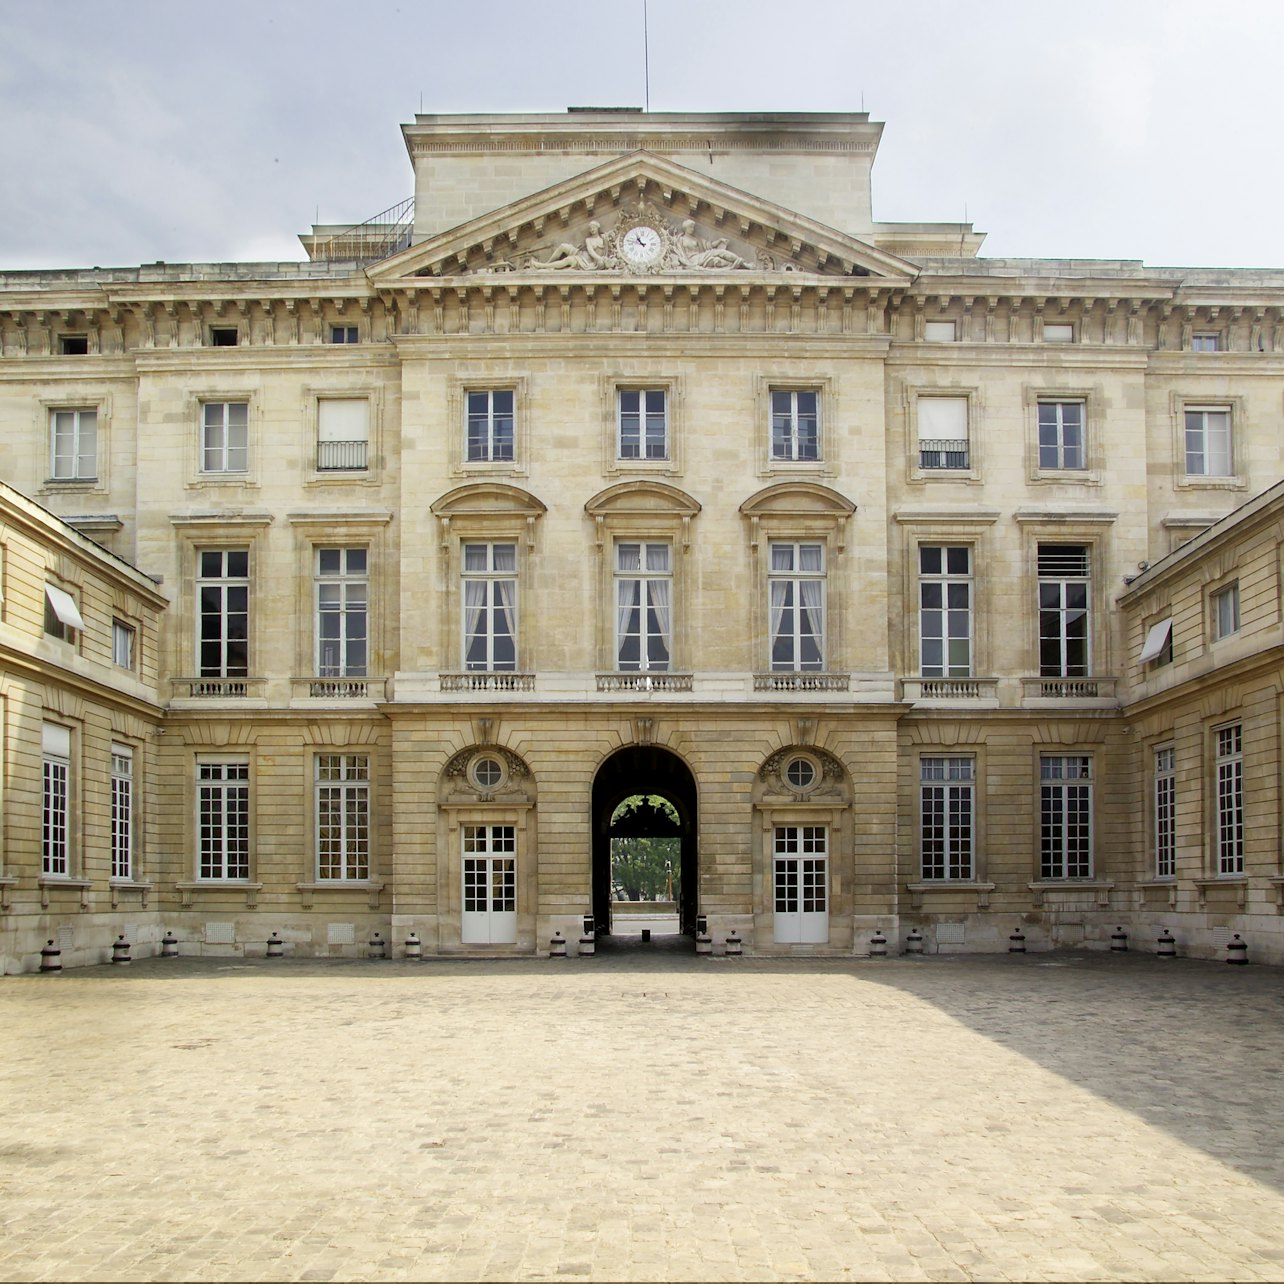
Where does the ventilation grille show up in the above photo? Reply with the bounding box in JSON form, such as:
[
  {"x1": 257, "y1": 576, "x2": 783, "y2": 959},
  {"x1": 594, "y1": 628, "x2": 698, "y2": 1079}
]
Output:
[{"x1": 936, "y1": 922, "x2": 966, "y2": 945}]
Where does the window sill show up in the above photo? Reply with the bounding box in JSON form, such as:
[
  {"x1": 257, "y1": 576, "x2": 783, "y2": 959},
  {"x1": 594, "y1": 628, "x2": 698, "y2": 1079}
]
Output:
[
  {"x1": 1175, "y1": 475, "x2": 1246, "y2": 492},
  {"x1": 109, "y1": 879, "x2": 153, "y2": 908},
  {"x1": 1028, "y1": 879, "x2": 1114, "y2": 908},
  {"x1": 906, "y1": 880, "x2": 995, "y2": 909},
  {"x1": 298, "y1": 880, "x2": 385, "y2": 909},
  {"x1": 177, "y1": 880, "x2": 263, "y2": 909},
  {"x1": 38, "y1": 877, "x2": 93, "y2": 909},
  {"x1": 1193, "y1": 876, "x2": 1248, "y2": 909}
]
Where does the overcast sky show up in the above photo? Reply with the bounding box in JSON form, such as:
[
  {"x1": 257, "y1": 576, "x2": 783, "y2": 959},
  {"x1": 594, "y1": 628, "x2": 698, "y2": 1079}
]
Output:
[{"x1": 3, "y1": 0, "x2": 1282, "y2": 272}]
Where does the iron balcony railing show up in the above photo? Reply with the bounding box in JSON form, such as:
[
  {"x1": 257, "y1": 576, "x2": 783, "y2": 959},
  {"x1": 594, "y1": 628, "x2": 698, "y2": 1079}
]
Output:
[{"x1": 316, "y1": 440, "x2": 368, "y2": 471}]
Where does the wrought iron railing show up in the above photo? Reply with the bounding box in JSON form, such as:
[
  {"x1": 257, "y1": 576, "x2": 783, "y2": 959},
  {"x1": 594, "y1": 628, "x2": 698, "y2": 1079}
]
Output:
[
  {"x1": 919, "y1": 438, "x2": 970, "y2": 469},
  {"x1": 316, "y1": 440, "x2": 368, "y2": 471}
]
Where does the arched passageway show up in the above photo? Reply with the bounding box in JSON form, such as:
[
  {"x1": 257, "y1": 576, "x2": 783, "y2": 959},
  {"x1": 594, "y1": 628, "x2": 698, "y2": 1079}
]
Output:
[{"x1": 591, "y1": 746, "x2": 698, "y2": 936}]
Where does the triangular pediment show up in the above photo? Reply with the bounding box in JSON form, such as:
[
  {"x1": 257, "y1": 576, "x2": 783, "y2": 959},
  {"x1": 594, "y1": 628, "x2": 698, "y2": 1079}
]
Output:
[{"x1": 369, "y1": 152, "x2": 915, "y2": 284}]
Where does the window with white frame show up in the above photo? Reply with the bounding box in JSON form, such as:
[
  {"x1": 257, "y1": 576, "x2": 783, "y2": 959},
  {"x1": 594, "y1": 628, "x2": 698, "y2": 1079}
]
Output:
[
  {"x1": 1184, "y1": 406, "x2": 1232, "y2": 477},
  {"x1": 111, "y1": 745, "x2": 133, "y2": 880},
  {"x1": 615, "y1": 542, "x2": 671, "y2": 671},
  {"x1": 1215, "y1": 724, "x2": 1244, "y2": 875},
  {"x1": 923, "y1": 320, "x2": 956, "y2": 342},
  {"x1": 198, "y1": 550, "x2": 249, "y2": 678},
  {"x1": 1040, "y1": 755, "x2": 1092, "y2": 879},
  {"x1": 773, "y1": 825, "x2": 828, "y2": 943},
  {"x1": 1037, "y1": 401, "x2": 1085, "y2": 470},
  {"x1": 917, "y1": 396, "x2": 969, "y2": 469},
  {"x1": 316, "y1": 754, "x2": 369, "y2": 881},
  {"x1": 1043, "y1": 323, "x2": 1075, "y2": 344},
  {"x1": 1211, "y1": 582, "x2": 1240, "y2": 640},
  {"x1": 920, "y1": 756, "x2": 975, "y2": 880},
  {"x1": 316, "y1": 548, "x2": 367, "y2": 677},
  {"x1": 49, "y1": 408, "x2": 97, "y2": 481},
  {"x1": 112, "y1": 619, "x2": 135, "y2": 669},
  {"x1": 316, "y1": 399, "x2": 369, "y2": 471},
  {"x1": 1191, "y1": 333, "x2": 1220, "y2": 352},
  {"x1": 330, "y1": 325, "x2": 359, "y2": 344},
  {"x1": 466, "y1": 390, "x2": 515, "y2": 463},
  {"x1": 918, "y1": 545, "x2": 972, "y2": 677},
  {"x1": 463, "y1": 543, "x2": 517, "y2": 671},
  {"x1": 197, "y1": 760, "x2": 249, "y2": 879},
  {"x1": 44, "y1": 582, "x2": 85, "y2": 644},
  {"x1": 42, "y1": 723, "x2": 71, "y2": 876},
  {"x1": 617, "y1": 389, "x2": 668, "y2": 461},
  {"x1": 1154, "y1": 745, "x2": 1175, "y2": 879},
  {"x1": 770, "y1": 390, "x2": 820, "y2": 461},
  {"x1": 769, "y1": 542, "x2": 825, "y2": 672},
  {"x1": 201, "y1": 402, "x2": 248, "y2": 473},
  {"x1": 462, "y1": 824, "x2": 517, "y2": 944},
  {"x1": 1038, "y1": 544, "x2": 1090, "y2": 677}
]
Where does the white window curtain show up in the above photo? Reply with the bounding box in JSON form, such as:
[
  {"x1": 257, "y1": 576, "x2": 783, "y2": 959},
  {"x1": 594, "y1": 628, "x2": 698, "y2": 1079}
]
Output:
[
  {"x1": 317, "y1": 399, "x2": 369, "y2": 442},
  {"x1": 918, "y1": 397, "x2": 968, "y2": 441},
  {"x1": 649, "y1": 577, "x2": 671, "y2": 658}
]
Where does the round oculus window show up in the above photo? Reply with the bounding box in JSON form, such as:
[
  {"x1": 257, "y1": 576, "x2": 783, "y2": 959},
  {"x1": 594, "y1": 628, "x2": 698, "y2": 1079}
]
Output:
[
  {"x1": 785, "y1": 756, "x2": 817, "y2": 791},
  {"x1": 472, "y1": 756, "x2": 504, "y2": 790}
]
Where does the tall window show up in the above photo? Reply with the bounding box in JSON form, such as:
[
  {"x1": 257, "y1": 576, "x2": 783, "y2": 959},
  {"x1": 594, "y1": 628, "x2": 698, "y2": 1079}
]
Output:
[
  {"x1": 49, "y1": 408, "x2": 97, "y2": 480},
  {"x1": 198, "y1": 761, "x2": 249, "y2": 880},
  {"x1": 769, "y1": 542, "x2": 825, "y2": 672},
  {"x1": 462, "y1": 824, "x2": 517, "y2": 944},
  {"x1": 1040, "y1": 755, "x2": 1092, "y2": 879},
  {"x1": 773, "y1": 825, "x2": 828, "y2": 943},
  {"x1": 770, "y1": 390, "x2": 819, "y2": 461},
  {"x1": 1211, "y1": 582, "x2": 1240, "y2": 640},
  {"x1": 919, "y1": 545, "x2": 972, "y2": 677},
  {"x1": 1037, "y1": 401, "x2": 1085, "y2": 470},
  {"x1": 920, "y1": 756, "x2": 974, "y2": 880},
  {"x1": 316, "y1": 399, "x2": 369, "y2": 471},
  {"x1": 42, "y1": 723, "x2": 70, "y2": 876},
  {"x1": 1038, "y1": 544, "x2": 1090, "y2": 677},
  {"x1": 201, "y1": 402, "x2": 248, "y2": 473},
  {"x1": 1215, "y1": 724, "x2": 1244, "y2": 875},
  {"x1": 615, "y1": 542, "x2": 671, "y2": 671},
  {"x1": 1184, "y1": 407, "x2": 1232, "y2": 477},
  {"x1": 111, "y1": 746, "x2": 133, "y2": 880},
  {"x1": 463, "y1": 543, "x2": 516, "y2": 671},
  {"x1": 198, "y1": 550, "x2": 249, "y2": 678},
  {"x1": 112, "y1": 619, "x2": 136, "y2": 669},
  {"x1": 316, "y1": 754, "x2": 369, "y2": 881},
  {"x1": 316, "y1": 548, "x2": 367, "y2": 677},
  {"x1": 1154, "y1": 745, "x2": 1176, "y2": 879},
  {"x1": 617, "y1": 389, "x2": 668, "y2": 461},
  {"x1": 917, "y1": 397, "x2": 969, "y2": 469},
  {"x1": 466, "y1": 391, "x2": 515, "y2": 462}
]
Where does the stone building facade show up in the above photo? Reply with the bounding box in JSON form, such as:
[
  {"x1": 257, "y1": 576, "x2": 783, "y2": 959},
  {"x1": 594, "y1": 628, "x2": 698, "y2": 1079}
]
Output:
[{"x1": 1, "y1": 109, "x2": 1282, "y2": 970}]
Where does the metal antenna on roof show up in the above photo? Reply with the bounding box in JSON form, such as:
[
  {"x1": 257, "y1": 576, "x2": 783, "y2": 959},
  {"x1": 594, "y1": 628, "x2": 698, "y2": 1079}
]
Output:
[{"x1": 643, "y1": 0, "x2": 651, "y2": 112}]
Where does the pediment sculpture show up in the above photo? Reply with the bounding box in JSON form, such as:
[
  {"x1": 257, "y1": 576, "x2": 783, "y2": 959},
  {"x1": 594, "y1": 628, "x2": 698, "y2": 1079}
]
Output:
[{"x1": 483, "y1": 206, "x2": 802, "y2": 274}]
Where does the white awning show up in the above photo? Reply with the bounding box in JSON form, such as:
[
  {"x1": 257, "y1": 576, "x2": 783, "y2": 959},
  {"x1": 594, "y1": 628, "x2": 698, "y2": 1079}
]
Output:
[
  {"x1": 1138, "y1": 618, "x2": 1172, "y2": 664},
  {"x1": 45, "y1": 583, "x2": 86, "y2": 632}
]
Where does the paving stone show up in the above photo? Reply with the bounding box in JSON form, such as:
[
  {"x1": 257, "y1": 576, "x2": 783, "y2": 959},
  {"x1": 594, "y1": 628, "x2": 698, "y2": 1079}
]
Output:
[{"x1": 1, "y1": 951, "x2": 1284, "y2": 1279}]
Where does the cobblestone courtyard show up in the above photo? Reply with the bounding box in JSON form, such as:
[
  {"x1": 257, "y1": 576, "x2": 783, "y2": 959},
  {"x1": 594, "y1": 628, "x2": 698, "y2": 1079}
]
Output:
[{"x1": 2, "y1": 949, "x2": 1283, "y2": 1281}]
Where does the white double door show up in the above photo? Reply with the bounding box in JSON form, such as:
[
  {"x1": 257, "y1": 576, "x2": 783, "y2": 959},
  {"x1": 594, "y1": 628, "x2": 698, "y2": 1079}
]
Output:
[
  {"x1": 773, "y1": 825, "x2": 829, "y2": 944},
  {"x1": 461, "y1": 824, "x2": 516, "y2": 944}
]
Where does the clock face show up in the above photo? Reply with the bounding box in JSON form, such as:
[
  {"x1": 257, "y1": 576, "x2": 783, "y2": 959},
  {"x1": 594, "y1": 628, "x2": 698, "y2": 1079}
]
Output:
[{"x1": 621, "y1": 225, "x2": 663, "y2": 266}]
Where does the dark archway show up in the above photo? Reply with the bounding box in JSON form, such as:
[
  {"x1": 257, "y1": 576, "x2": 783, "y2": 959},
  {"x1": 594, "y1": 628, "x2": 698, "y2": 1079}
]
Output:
[{"x1": 592, "y1": 746, "x2": 698, "y2": 935}]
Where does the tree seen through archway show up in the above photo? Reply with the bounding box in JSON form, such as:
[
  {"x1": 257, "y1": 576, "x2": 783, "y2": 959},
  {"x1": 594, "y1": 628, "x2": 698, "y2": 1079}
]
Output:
[{"x1": 609, "y1": 794, "x2": 680, "y2": 901}]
